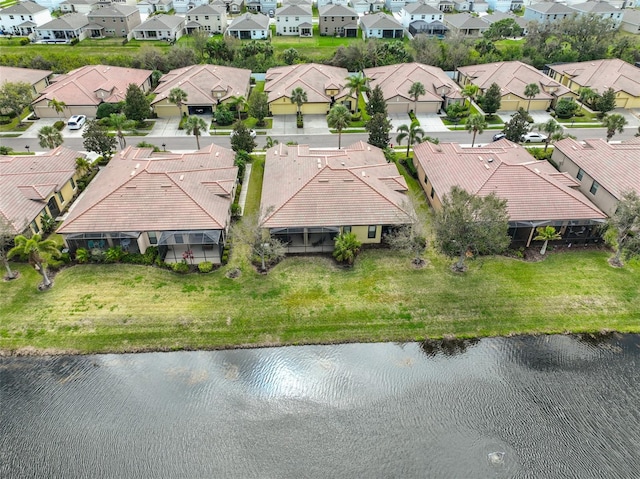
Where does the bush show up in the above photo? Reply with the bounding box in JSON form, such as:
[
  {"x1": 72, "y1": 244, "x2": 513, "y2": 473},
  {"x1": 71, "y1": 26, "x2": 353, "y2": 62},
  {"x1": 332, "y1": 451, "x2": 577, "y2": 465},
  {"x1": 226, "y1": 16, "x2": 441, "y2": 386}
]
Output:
[
  {"x1": 172, "y1": 261, "x2": 190, "y2": 274},
  {"x1": 0, "y1": 116, "x2": 11, "y2": 125},
  {"x1": 105, "y1": 246, "x2": 127, "y2": 263},
  {"x1": 221, "y1": 244, "x2": 230, "y2": 264},
  {"x1": 20, "y1": 38, "x2": 30, "y2": 46},
  {"x1": 555, "y1": 98, "x2": 579, "y2": 119},
  {"x1": 526, "y1": 147, "x2": 553, "y2": 161},
  {"x1": 214, "y1": 105, "x2": 234, "y2": 126},
  {"x1": 400, "y1": 157, "x2": 418, "y2": 178},
  {"x1": 231, "y1": 203, "x2": 242, "y2": 216},
  {"x1": 198, "y1": 261, "x2": 213, "y2": 273},
  {"x1": 0, "y1": 145, "x2": 13, "y2": 154},
  {"x1": 297, "y1": 116, "x2": 304, "y2": 128},
  {"x1": 53, "y1": 120, "x2": 65, "y2": 131},
  {"x1": 75, "y1": 248, "x2": 90, "y2": 264},
  {"x1": 70, "y1": 38, "x2": 79, "y2": 46},
  {"x1": 96, "y1": 102, "x2": 123, "y2": 119}
]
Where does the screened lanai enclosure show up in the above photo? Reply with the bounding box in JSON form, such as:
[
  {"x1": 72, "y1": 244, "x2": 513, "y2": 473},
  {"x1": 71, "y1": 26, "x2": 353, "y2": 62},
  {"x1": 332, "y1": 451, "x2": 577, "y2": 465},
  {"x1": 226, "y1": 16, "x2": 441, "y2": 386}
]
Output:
[
  {"x1": 158, "y1": 230, "x2": 224, "y2": 264},
  {"x1": 508, "y1": 219, "x2": 606, "y2": 248},
  {"x1": 270, "y1": 227, "x2": 339, "y2": 254},
  {"x1": 64, "y1": 232, "x2": 141, "y2": 254}
]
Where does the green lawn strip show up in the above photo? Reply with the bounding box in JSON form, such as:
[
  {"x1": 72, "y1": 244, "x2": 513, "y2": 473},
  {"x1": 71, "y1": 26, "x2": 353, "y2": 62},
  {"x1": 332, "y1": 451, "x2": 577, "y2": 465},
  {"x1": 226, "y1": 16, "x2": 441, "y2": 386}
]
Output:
[
  {"x1": 243, "y1": 156, "x2": 264, "y2": 216},
  {"x1": 1, "y1": 250, "x2": 638, "y2": 354}
]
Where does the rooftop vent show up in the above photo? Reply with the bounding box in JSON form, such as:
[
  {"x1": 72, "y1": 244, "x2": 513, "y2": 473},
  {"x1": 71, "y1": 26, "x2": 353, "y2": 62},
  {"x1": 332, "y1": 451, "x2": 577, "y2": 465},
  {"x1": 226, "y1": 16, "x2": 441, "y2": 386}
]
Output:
[
  {"x1": 484, "y1": 164, "x2": 490, "y2": 170},
  {"x1": 134, "y1": 163, "x2": 140, "y2": 169},
  {"x1": 361, "y1": 171, "x2": 366, "y2": 177},
  {"x1": 487, "y1": 158, "x2": 493, "y2": 163},
  {"x1": 215, "y1": 152, "x2": 219, "y2": 157},
  {"x1": 130, "y1": 170, "x2": 136, "y2": 176},
  {"x1": 179, "y1": 174, "x2": 184, "y2": 181}
]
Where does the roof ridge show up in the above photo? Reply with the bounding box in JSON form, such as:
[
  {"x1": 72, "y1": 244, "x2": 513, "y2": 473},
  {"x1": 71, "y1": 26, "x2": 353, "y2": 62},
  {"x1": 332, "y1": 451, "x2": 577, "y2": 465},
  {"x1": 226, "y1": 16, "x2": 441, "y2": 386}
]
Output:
[
  {"x1": 343, "y1": 167, "x2": 412, "y2": 218},
  {"x1": 165, "y1": 172, "x2": 225, "y2": 228}
]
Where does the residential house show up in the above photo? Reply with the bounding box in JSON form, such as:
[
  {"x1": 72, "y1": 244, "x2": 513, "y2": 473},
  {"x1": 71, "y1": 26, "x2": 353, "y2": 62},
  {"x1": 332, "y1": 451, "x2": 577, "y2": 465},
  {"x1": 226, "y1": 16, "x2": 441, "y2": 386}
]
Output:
[
  {"x1": 413, "y1": 140, "x2": 607, "y2": 247},
  {"x1": 552, "y1": 137, "x2": 640, "y2": 216},
  {"x1": 136, "y1": 0, "x2": 174, "y2": 15},
  {"x1": 351, "y1": 0, "x2": 384, "y2": 14},
  {"x1": 443, "y1": 12, "x2": 489, "y2": 36},
  {"x1": 399, "y1": 2, "x2": 444, "y2": 30},
  {"x1": 35, "y1": 12, "x2": 90, "y2": 43},
  {"x1": 437, "y1": 0, "x2": 455, "y2": 12},
  {"x1": 59, "y1": 0, "x2": 100, "y2": 14},
  {"x1": 570, "y1": 1, "x2": 624, "y2": 27},
  {"x1": 86, "y1": 4, "x2": 141, "y2": 38},
  {"x1": 275, "y1": 4, "x2": 313, "y2": 36},
  {"x1": 57, "y1": 145, "x2": 238, "y2": 265},
  {"x1": 0, "y1": 66, "x2": 53, "y2": 95},
  {"x1": 484, "y1": 0, "x2": 523, "y2": 12},
  {"x1": 185, "y1": 4, "x2": 228, "y2": 35},
  {"x1": 546, "y1": 59, "x2": 640, "y2": 109},
  {"x1": 260, "y1": 141, "x2": 416, "y2": 253},
  {"x1": 317, "y1": 0, "x2": 349, "y2": 6},
  {"x1": 318, "y1": 3, "x2": 358, "y2": 37},
  {"x1": 451, "y1": 0, "x2": 489, "y2": 13},
  {"x1": 457, "y1": 61, "x2": 572, "y2": 111},
  {"x1": 385, "y1": 0, "x2": 407, "y2": 12},
  {"x1": 32, "y1": 64, "x2": 153, "y2": 118},
  {"x1": 360, "y1": 12, "x2": 405, "y2": 39},
  {"x1": 29, "y1": 0, "x2": 66, "y2": 11},
  {"x1": 173, "y1": 0, "x2": 209, "y2": 14},
  {"x1": 246, "y1": 0, "x2": 277, "y2": 15},
  {"x1": 523, "y1": 2, "x2": 575, "y2": 23},
  {"x1": 151, "y1": 64, "x2": 251, "y2": 117},
  {"x1": 480, "y1": 10, "x2": 529, "y2": 36},
  {"x1": 364, "y1": 62, "x2": 463, "y2": 113},
  {"x1": 620, "y1": 8, "x2": 640, "y2": 34},
  {"x1": 226, "y1": 12, "x2": 270, "y2": 40},
  {"x1": 0, "y1": 1, "x2": 52, "y2": 38},
  {"x1": 132, "y1": 14, "x2": 185, "y2": 41},
  {"x1": 211, "y1": 0, "x2": 244, "y2": 15},
  {"x1": 264, "y1": 63, "x2": 353, "y2": 115},
  {"x1": 0, "y1": 146, "x2": 84, "y2": 236}
]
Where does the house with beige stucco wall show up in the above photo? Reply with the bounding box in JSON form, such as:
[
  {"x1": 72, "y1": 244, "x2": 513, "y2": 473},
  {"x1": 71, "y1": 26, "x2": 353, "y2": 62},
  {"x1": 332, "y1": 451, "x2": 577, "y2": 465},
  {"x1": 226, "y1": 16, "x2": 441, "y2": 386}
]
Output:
[{"x1": 0, "y1": 66, "x2": 53, "y2": 96}]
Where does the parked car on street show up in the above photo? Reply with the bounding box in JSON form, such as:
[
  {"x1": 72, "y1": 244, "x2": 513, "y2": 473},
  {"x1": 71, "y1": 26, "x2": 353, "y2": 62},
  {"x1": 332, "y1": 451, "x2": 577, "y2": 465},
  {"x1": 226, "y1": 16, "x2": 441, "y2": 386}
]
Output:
[
  {"x1": 67, "y1": 115, "x2": 86, "y2": 130},
  {"x1": 521, "y1": 132, "x2": 548, "y2": 143},
  {"x1": 492, "y1": 132, "x2": 506, "y2": 142}
]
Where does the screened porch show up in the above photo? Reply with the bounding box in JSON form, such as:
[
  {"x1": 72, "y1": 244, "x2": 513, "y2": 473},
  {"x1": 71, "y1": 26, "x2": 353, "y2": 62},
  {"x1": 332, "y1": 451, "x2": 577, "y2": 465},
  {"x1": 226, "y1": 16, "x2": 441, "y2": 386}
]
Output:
[
  {"x1": 270, "y1": 227, "x2": 339, "y2": 254},
  {"x1": 64, "y1": 232, "x2": 141, "y2": 254},
  {"x1": 158, "y1": 230, "x2": 224, "y2": 264}
]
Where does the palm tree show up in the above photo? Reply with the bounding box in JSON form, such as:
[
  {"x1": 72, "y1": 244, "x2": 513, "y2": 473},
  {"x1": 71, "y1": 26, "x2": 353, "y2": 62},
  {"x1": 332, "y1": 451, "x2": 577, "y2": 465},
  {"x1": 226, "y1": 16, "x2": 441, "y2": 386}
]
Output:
[
  {"x1": 75, "y1": 156, "x2": 92, "y2": 176},
  {"x1": 461, "y1": 84, "x2": 479, "y2": 109},
  {"x1": 168, "y1": 87, "x2": 188, "y2": 117},
  {"x1": 327, "y1": 104, "x2": 351, "y2": 149},
  {"x1": 8, "y1": 233, "x2": 60, "y2": 289},
  {"x1": 184, "y1": 115, "x2": 207, "y2": 150},
  {"x1": 265, "y1": 136, "x2": 279, "y2": 149},
  {"x1": 533, "y1": 226, "x2": 561, "y2": 255},
  {"x1": 408, "y1": 81, "x2": 426, "y2": 114},
  {"x1": 396, "y1": 121, "x2": 424, "y2": 159},
  {"x1": 524, "y1": 83, "x2": 540, "y2": 112},
  {"x1": 578, "y1": 86, "x2": 596, "y2": 110},
  {"x1": 465, "y1": 113, "x2": 487, "y2": 147},
  {"x1": 290, "y1": 87, "x2": 307, "y2": 117},
  {"x1": 229, "y1": 95, "x2": 247, "y2": 121},
  {"x1": 333, "y1": 232, "x2": 361, "y2": 266},
  {"x1": 47, "y1": 98, "x2": 68, "y2": 118},
  {"x1": 345, "y1": 73, "x2": 369, "y2": 116},
  {"x1": 37, "y1": 125, "x2": 64, "y2": 149},
  {"x1": 537, "y1": 119, "x2": 563, "y2": 151},
  {"x1": 602, "y1": 114, "x2": 628, "y2": 142},
  {"x1": 106, "y1": 113, "x2": 135, "y2": 149}
]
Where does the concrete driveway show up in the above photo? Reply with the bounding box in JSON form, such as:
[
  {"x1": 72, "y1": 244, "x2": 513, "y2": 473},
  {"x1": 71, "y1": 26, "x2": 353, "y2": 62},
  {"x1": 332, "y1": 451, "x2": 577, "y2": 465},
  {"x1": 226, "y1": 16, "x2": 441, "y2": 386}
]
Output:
[
  {"x1": 498, "y1": 110, "x2": 555, "y2": 125},
  {"x1": 271, "y1": 114, "x2": 329, "y2": 136}
]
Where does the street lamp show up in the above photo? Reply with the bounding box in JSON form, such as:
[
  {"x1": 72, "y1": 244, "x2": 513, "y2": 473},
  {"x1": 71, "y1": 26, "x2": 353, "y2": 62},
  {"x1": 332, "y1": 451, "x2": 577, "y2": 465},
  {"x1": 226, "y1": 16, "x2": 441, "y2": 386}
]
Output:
[
  {"x1": 25, "y1": 145, "x2": 30, "y2": 153},
  {"x1": 162, "y1": 143, "x2": 166, "y2": 152}
]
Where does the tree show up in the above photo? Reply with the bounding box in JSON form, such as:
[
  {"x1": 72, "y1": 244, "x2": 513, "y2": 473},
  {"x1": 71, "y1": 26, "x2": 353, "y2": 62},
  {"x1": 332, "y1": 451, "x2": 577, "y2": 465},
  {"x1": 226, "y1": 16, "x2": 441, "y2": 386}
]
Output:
[
  {"x1": 433, "y1": 186, "x2": 510, "y2": 272},
  {"x1": 606, "y1": 191, "x2": 640, "y2": 267},
  {"x1": 533, "y1": 226, "x2": 561, "y2": 255},
  {"x1": 123, "y1": 84, "x2": 151, "y2": 124},
  {"x1": 365, "y1": 112, "x2": 392, "y2": 150},
  {"x1": 333, "y1": 232, "x2": 362, "y2": 266},
  {"x1": 47, "y1": 98, "x2": 68, "y2": 118},
  {"x1": 230, "y1": 120, "x2": 257, "y2": 153},
  {"x1": 37, "y1": 125, "x2": 63, "y2": 150},
  {"x1": 461, "y1": 84, "x2": 479, "y2": 109},
  {"x1": 595, "y1": 87, "x2": 616, "y2": 118},
  {"x1": 555, "y1": 97, "x2": 579, "y2": 119},
  {"x1": 537, "y1": 119, "x2": 563, "y2": 151},
  {"x1": 408, "y1": 81, "x2": 425, "y2": 113},
  {"x1": 105, "y1": 113, "x2": 136, "y2": 150},
  {"x1": 481, "y1": 82, "x2": 501, "y2": 117},
  {"x1": 75, "y1": 156, "x2": 92, "y2": 176},
  {"x1": 465, "y1": 113, "x2": 487, "y2": 147},
  {"x1": 214, "y1": 104, "x2": 234, "y2": 126},
  {"x1": 524, "y1": 83, "x2": 540, "y2": 113},
  {"x1": 166, "y1": 46, "x2": 197, "y2": 70},
  {"x1": 248, "y1": 91, "x2": 269, "y2": 127},
  {"x1": 345, "y1": 73, "x2": 369, "y2": 116},
  {"x1": 0, "y1": 81, "x2": 33, "y2": 126},
  {"x1": 327, "y1": 104, "x2": 351, "y2": 149},
  {"x1": 168, "y1": 87, "x2": 188, "y2": 117},
  {"x1": 0, "y1": 216, "x2": 18, "y2": 280},
  {"x1": 502, "y1": 108, "x2": 531, "y2": 142},
  {"x1": 290, "y1": 87, "x2": 307, "y2": 117},
  {"x1": 602, "y1": 114, "x2": 627, "y2": 142},
  {"x1": 190, "y1": 29, "x2": 209, "y2": 62},
  {"x1": 366, "y1": 85, "x2": 387, "y2": 117},
  {"x1": 396, "y1": 121, "x2": 424, "y2": 158},
  {"x1": 578, "y1": 86, "x2": 596, "y2": 110},
  {"x1": 82, "y1": 120, "x2": 116, "y2": 160},
  {"x1": 8, "y1": 233, "x2": 60, "y2": 289},
  {"x1": 483, "y1": 18, "x2": 522, "y2": 40},
  {"x1": 265, "y1": 136, "x2": 279, "y2": 149},
  {"x1": 230, "y1": 209, "x2": 286, "y2": 273},
  {"x1": 229, "y1": 95, "x2": 247, "y2": 121},
  {"x1": 205, "y1": 37, "x2": 235, "y2": 62},
  {"x1": 282, "y1": 47, "x2": 300, "y2": 65},
  {"x1": 383, "y1": 192, "x2": 429, "y2": 266},
  {"x1": 184, "y1": 115, "x2": 207, "y2": 150}
]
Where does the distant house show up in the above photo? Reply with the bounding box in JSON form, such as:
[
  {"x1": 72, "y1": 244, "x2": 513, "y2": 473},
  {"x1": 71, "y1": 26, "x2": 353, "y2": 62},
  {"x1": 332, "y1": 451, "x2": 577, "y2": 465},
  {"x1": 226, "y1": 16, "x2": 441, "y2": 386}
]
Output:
[
  {"x1": 264, "y1": 63, "x2": 353, "y2": 115},
  {"x1": 317, "y1": 0, "x2": 349, "y2": 6},
  {"x1": 413, "y1": 140, "x2": 606, "y2": 247},
  {"x1": 570, "y1": 1, "x2": 624, "y2": 27},
  {"x1": 260, "y1": 141, "x2": 416, "y2": 253},
  {"x1": 0, "y1": 1, "x2": 52, "y2": 38},
  {"x1": 211, "y1": 0, "x2": 244, "y2": 15},
  {"x1": 364, "y1": 62, "x2": 463, "y2": 113},
  {"x1": 86, "y1": 4, "x2": 141, "y2": 38},
  {"x1": 59, "y1": 0, "x2": 100, "y2": 14},
  {"x1": 136, "y1": 0, "x2": 174, "y2": 15},
  {"x1": 151, "y1": 64, "x2": 251, "y2": 117},
  {"x1": 546, "y1": 59, "x2": 640, "y2": 109},
  {"x1": 360, "y1": 12, "x2": 404, "y2": 39},
  {"x1": 172, "y1": 0, "x2": 209, "y2": 14},
  {"x1": 552, "y1": 137, "x2": 640, "y2": 217},
  {"x1": 484, "y1": 0, "x2": 523, "y2": 12},
  {"x1": 132, "y1": 14, "x2": 185, "y2": 41},
  {"x1": 226, "y1": 12, "x2": 270, "y2": 39},
  {"x1": 523, "y1": 2, "x2": 575, "y2": 23},
  {"x1": 451, "y1": 0, "x2": 489, "y2": 13},
  {"x1": 32, "y1": 64, "x2": 153, "y2": 118},
  {"x1": 0, "y1": 66, "x2": 53, "y2": 95},
  {"x1": 400, "y1": 2, "x2": 444, "y2": 28},
  {"x1": 245, "y1": 0, "x2": 277, "y2": 14},
  {"x1": 318, "y1": 3, "x2": 358, "y2": 37},
  {"x1": 480, "y1": 10, "x2": 529, "y2": 36},
  {"x1": 385, "y1": 0, "x2": 407, "y2": 12},
  {"x1": 275, "y1": 4, "x2": 313, "y2": 36},
  {"x1": 185, "y1": 4, "x2": 228, "y2": 35},
  {"x1": 443, "y1": 12, "x2": 489, "y2": 36},
  {"x1": 457, "y1": 61, "x2": 572, "y2": 112},
  {"x1": 57, "y1": 144, "x2": 238, "y2": 265},
  {"x1": 0, "y1": 146, "x2": 84, "y2": 236},
  {"x1": 620, "y1": 8, "x2": 640, "y2": 33},
  {"x1": 351, "y1": 0, "x2": 384, "y2": 14},
  {"x1": 35, "y1": 12, "x2": 90, "y2": 43}
]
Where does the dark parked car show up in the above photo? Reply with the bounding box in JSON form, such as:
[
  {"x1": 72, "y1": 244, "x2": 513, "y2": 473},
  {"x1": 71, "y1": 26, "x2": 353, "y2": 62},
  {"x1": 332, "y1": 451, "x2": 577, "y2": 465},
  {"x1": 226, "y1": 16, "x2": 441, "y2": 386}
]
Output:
[{"x1": 492, "y1": 132, "x2": 506, "y2": 142}]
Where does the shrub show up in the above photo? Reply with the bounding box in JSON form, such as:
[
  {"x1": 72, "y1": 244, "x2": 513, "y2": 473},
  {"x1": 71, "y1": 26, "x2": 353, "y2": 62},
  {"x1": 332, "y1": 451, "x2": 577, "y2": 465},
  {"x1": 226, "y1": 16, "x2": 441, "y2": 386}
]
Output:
[
  {"x1": 0, "y1": 145, "x2": 13, "y2": 154},
  {"x1": 296, "y1": 116, "x2": 304, "y2": 128},
  {"x1": 214, "y1": 104, "x2": 234, "y2": 126},
  {"x1": 53, "y1": 120, "x2": 65, "y2": 131},
  {"x1": 172, "y1": 261, "x2": 190, "y2": 274},
  {"x1": 96, "y1": 102, "x2": 123, "y2": 119},
  {"x1": 198, "y1": 261, "x2": 213, "y2": 273},
  {"x1": 400, "y1": 157, "x2": 418, "y2": 179},
  {"x1": 70, "y1": 38, "x2": 79, "y2": 46},
  {"x1": 0, "y1": 116, "x2": 11, "y2": 125},
  {"x1": 221, "y1": 244, "x2": 230, "y2": 264},
  {"x1": 143, "y1": 246, "x2": 158, "y2": 265},
  {"x1": 555, "y1": 98, "x2": 579, "y2": 119},
  {"x1": 20, "y1": 38, "x2": 30, "y2": 46},
  {"x1": 231, "y1": 203, "x2": 242, "y2": 216},
  {"x1": 105, "y1": 246, "x2": 127, "y2": 263},
  {"x1": 526, "y1": 147, "x2": 553, "y2": 161},
  {"x1": 75, "y1": 248, "x2": 90, "y2": 264},
  {"x1": 121, "y1": 252, "x2": 145, "y2": 264}
]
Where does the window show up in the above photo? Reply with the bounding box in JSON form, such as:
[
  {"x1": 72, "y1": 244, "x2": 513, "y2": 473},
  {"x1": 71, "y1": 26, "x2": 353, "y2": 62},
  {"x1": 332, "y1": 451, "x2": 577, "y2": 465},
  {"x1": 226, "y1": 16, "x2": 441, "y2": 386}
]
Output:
[
  {"x1": 57, "y1": 191, "x2": 64, "y2": 204},
  {"x1": 70, "y1": 177, "x2": 76, "y2": 189},
  {"x1": 589, "y1": 181, "x2": 599, "y2": 195},
  {"x1": 148, "y1": 232, "x2": 158, "y2": 245},
  {"x1": 424, "y1": 173, "x2": 428, "y2": 185},
  {"x1": 31, "y1": 220, "x2": 39, "y2": 233},
  {"x1": 343, "y1": 226, "x2": 351, "y2": 234},
  {"x1": 174, "y1": 233, "x2": 184, "y2": 244},
  {"x1": 368, "y1": 225, "x2": 376, "y2": 239},
  {"x1": 204, "y1": 15, "x2": 209, "y2": 20},
  {"x1": 576, "y1": 168, "x2": 584, "y2": 181},
  {"x1": 9, "y1": 15, "x2": 14, "y2": 20},
  {"x1": 430, "y1": 188, "x2": 435, "y2": 199}
]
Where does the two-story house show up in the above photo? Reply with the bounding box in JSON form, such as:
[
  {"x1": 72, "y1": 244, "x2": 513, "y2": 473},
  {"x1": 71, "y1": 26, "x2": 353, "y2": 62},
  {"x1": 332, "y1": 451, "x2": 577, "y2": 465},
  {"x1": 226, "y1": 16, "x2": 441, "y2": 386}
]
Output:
[
  {"x1": 59, "y1": 0, "x2": 100, "y2": 14},
  {"x1": 185, "y1": 4, "x2": 228, "y2": 35},
  {"x1": 360, "y1": 12, "x2": 405, "y2": 39},
  {"x1": 484, "y1": 0, "x2": 523, "y2": 12},
  {"x1": 86, "y1": 5, "x2": 141, "y2": 38},
  {"x1": 351, "y1": 0, "x2": 385, "y2": 14},
  {"x1": 0, "y1": 1, "x2": 52, "y2": 38},
  {"x1": 172, "y1": 0, "x2": 209, "y2": 14},
  {"x1": 400, "y1": 1, "x2": 447, "y2": 35},
  {"x1": 226, "y1": 12, "x2": 270, "y2": 39},
  {"x1": 571, "y1": 1, "x2": 624, "y2": 28},
  {"x1": 523, "y1": 2, "x2": 575, "y2": 23},
  {"x1": 318, "y1": 3, "x2": 359, "y2": 37},
  {"x1": 246, "y1": 0, "x2": 277, "y2": 15},
  {"x1": 275, "y1": 4, "x2": 313, "y2": 36}
]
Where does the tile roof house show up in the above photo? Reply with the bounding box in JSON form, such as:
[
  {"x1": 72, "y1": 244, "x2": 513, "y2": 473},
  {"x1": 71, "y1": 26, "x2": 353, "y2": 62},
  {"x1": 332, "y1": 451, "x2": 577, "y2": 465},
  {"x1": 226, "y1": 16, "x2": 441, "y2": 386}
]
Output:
[
  {"x1": 0, "y1": 66, "x2": 53, "y2": 95},
  {"x1": 32, "y1": 64, "x2": 153, "y2": 118},
  {"x1": 443, "y1": 12, "x2": 489, "y2": 36},
  {"x1": 132, "y1": 14, "x2": 185, "y2": 41},
  {"x1": 151, "y1": 64, "x2": 251, "y2": 117},
  {"x1": 275, "y1": 4, "x2": 313, "y2": 36},
  {"x1": 57, "y1": 144, "x2": 238, "y2": 264},
  {"x1": 0, "y1": 0, "x2": 52, "y2": 38},
  {"x1": 546, "y1": 59, "x2": 640, "y2": 110},
  {"x1": 86, "y1": 4, "x2": 141, "y2": 38},
  {"x1": 523, "y1": 2, "x2": 575, "y2": 23},
  {"x1": 457, "y1": 61, "x2": 572, "y2": 112},
  {"x1": 551, "y1": 137, "x2": 640, "y2": 217},
  {"x1": 185, "y1": 4, "x2": 228, "y2": 35},
  {"x1": 264, "y1": 63, "x2": 354, "y2": 115},
  {"x1": 360, "y1": 12, "x2": 405, "y2": 39},
  {"x1": 35, "y1": 12, "x2": 90, "y2": 43},
  {"x1": 260, "y1": 141, "x2": 416, "y2": 253},
  {"x1": 413, "y1": 140, "x2": 607, "y2": 247},
  {"x1": 620, "y1": 8, "x2": 640, "y2": 34},
  {"x1": 0, "y1": 146, "x2": 84, "y2": 236},
  {"x1": 364, "y1": 62, "x2": 463, "y2": 113},
  {"x1": 318, "y1": 3, "x2": 359, "y2": 37},
  {"x1": 226, "y1": 12, "x2": 270, "y2": 39}
]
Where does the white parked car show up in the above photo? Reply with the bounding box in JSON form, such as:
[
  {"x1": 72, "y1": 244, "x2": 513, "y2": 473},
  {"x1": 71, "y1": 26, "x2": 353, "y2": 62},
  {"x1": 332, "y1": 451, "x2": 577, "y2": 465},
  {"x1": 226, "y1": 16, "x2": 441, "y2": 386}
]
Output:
[
  {"x1": 521, "y1": 132, "x2": 548, "y2": 143},
  {"x1": 230, "y1": 129, "x2": 256, "y2": 139},
  {"x1": 67, "y1": 115, "x2": 86, "y2": 130}
]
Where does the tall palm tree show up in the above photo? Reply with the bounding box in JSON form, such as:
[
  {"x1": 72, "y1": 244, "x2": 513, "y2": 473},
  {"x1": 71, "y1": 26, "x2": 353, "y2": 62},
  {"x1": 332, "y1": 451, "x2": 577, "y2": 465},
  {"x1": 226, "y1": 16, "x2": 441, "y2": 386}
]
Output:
[
  {"x1": 578, "y1": 86, "x2": 596, "y2": 110},
  {"x1": 396, "y1": 121, "x2": 425, "y2": 159},
  {"x1": 229, "y1": 95, "x2": 247, "y2": 121},
  {"x1": 465, "y1": 113, "x2": 487, "y2": 147},
  {"x1": 537, "y1": 119, "x2": 563, "y2": 151},
  {"x1": 345, "y1": 73, "x2": 369, "y2": 116},
  {"x1": 461, "y1": 84, "x2": 479, "y2": 109},
  {"x1": 47, "y1": 98, "x2": 68, "y2": 118},
  {"x1": 184, "y1": 115, "x2": 207, "y2": 150},
  {"x1": 37, "y1": 125, "x2": 64, "y2": 149},
  {"x1": 290, "y1": 87, "x2": 307, "y2": 117},
  {"x1": 533, "y1": 226, "x2": 561, "y2": 255},
  {"x1": 106, "y1": 113, "x2": 136, "y2": 149},
  {"x1": 602, "y1": 114, "x2": 628, "y2": 142},
  {"x1": 168, "y1": 87, "x2": 188, "y2": 117},
  {"x1": 327, "y1": 104, "x2": 351, "y2": 149},
  {"x1": 8, "y1": 233, "x2": 60, "y2": 289},
  {"x1": 75, "y1": 156, "x2": 92, "y2": 176},
  {"x1": 408, "y1": 81, "x2": 426, "y2": 114},
  {"x1": 524, "y1": 83, "x2": 540, "y2": 112}
]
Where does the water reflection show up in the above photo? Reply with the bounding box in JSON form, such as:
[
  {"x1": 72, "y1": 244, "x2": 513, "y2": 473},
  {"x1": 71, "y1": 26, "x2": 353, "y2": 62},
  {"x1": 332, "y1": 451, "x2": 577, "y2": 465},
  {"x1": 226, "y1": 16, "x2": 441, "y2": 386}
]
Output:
[{"x1": 419, "y1": 337, "x2": 480, "y2": 357}]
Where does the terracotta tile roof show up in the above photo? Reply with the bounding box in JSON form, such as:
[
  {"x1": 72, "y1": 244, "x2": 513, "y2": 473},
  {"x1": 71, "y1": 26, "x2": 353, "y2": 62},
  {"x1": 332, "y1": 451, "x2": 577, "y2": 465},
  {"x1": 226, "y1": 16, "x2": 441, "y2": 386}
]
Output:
[
  {"x1": 264, "y1": 63, "x2": 351, "y2": 104},
  {"x1": 0, "y1": 146, "x2": 83, "y2": 234},
  {"x1": 547, "y1": 59, "x2": 640, "y2": 97},
  {"x1": 0, "y1": 66, "x2": 52, "y2": 87},
  {"x1": 260, "y1": 141, "x2": 415, "y2": 228},
  {"x1": 152, "y1": 65, "x2": 251, "y2": 106},
  {"x1": 57, "y1": 144, "x2": 238, "y2": 234},
  {"x1": 553, "y1": 137, "x2": 640, "y2": 201},
  {"x1": 413, "y1": 140, "x2": 606, "y2": 222},
  {"x1": 365, "y1": 62, "x2": 463, "y2": 104}
]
